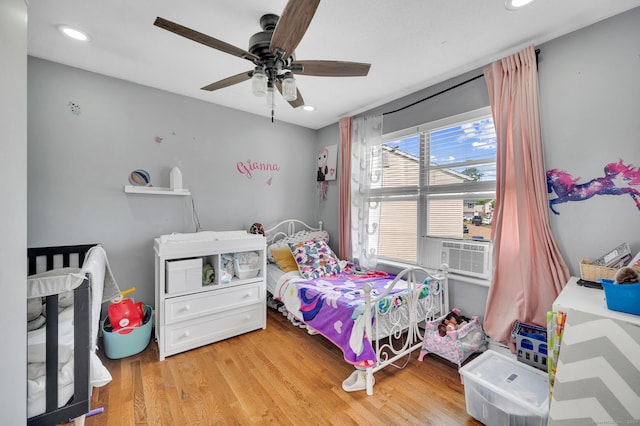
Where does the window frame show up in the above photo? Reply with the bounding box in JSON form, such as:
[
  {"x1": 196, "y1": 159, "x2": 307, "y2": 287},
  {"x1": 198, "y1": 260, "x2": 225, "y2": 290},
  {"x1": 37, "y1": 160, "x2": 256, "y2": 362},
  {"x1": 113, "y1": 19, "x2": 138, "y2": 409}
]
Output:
[{"x1": 373, "y1": 106, "x2": 496, "y2": 266}]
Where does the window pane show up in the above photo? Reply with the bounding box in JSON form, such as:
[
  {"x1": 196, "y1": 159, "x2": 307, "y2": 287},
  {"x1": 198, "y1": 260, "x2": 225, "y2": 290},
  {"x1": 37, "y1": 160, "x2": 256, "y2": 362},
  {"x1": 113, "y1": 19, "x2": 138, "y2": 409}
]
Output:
[
  {"x1": 426, "y1": 198, "x2": 494, "y2": 241},
  {"x1": 429, "y1": 118, "x2": 497, "y2": 166},
  {"x1": 426, "y1": 117, "x2": 496, "y2": 188},
  {"x1": 464, "y1": 198, "x2": 494, "y2": 241},
  {"x1": 427, "y1": 199, "x2": 464, "y2": 239},
  {"x1": 373, "y1": 199, "x2": 417, "y2": 263},
  {"x1": 381, "y1": 135, "x2": 420, "y2": 188}
]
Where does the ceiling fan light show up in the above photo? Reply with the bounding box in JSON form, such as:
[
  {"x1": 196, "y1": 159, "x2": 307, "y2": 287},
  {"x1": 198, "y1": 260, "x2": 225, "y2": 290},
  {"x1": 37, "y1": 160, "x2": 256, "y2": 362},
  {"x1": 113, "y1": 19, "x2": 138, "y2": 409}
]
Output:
[
  {"x1": 252, "y1": 68, "x2": 267, "y2": 97},
  {"x1": 282, "y1": 73, "x2": 297, "y2": 102},
  {"x1": 265, "y1": 85, "x2": 277, "y2": 108}
]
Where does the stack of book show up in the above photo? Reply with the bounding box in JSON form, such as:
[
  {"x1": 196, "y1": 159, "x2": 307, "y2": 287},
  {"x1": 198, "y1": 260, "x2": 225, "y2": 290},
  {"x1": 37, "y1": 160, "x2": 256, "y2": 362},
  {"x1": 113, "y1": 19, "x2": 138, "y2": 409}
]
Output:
[{"x1": 592, "y1": 242, "x2": 640, "y2": 272}]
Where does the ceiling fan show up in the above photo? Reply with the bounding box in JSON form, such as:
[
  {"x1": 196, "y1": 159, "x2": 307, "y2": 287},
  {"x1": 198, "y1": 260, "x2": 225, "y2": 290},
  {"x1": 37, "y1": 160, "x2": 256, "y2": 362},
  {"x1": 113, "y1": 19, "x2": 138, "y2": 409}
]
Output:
[{"x1": 154, "y1": 0, "x2": 371, "y2": 120}]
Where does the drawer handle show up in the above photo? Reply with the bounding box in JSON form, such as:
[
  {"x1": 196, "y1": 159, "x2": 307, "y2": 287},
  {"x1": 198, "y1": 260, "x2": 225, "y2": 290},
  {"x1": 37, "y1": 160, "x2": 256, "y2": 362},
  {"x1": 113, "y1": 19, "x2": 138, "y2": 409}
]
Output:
[
  {"x1": 181, "y1": 305, "x2": 191, "y2": 312},
  {"x1": 182, "y1": 331, "x2": 190, "y2": 338},
  {"x1": 243, "y1": 292, "x2": 252, "y2": 298}
]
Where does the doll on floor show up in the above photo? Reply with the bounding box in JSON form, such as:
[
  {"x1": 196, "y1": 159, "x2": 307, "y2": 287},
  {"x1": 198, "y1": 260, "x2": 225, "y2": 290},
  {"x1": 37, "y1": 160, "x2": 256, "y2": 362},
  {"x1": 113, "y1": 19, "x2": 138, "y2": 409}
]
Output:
[{"x1": 438, "y1": 310, "x2": 472, "y2": 336}]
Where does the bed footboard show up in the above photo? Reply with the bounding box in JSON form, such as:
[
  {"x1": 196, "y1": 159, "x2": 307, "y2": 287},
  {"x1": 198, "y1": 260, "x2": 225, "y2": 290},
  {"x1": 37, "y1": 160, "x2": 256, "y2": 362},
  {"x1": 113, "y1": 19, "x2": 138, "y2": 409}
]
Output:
[
  {"x1": 362, "y1": 265, "x2": 449, "y2": 395},
  {"x1": 27, "y1": 245, "x2": 95, "y2": 426}
]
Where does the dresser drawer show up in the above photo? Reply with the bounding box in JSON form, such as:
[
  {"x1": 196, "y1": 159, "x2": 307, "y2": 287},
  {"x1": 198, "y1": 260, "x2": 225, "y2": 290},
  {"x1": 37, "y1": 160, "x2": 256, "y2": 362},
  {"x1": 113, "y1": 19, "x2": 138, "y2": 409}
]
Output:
[
  {"x1": 164, "y1": 282, "x2": 263, "y2": 325},
  {"x1": 163, "y1": 303, "x2": 265, "y2": 357}
]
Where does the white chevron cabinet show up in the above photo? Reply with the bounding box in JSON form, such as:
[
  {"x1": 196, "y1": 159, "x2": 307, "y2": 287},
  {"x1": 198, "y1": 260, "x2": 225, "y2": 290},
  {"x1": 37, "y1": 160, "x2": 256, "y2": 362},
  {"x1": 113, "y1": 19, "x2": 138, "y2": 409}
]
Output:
[{"x1": 549, "y1": 277, "x2": 640, "y2": 425}]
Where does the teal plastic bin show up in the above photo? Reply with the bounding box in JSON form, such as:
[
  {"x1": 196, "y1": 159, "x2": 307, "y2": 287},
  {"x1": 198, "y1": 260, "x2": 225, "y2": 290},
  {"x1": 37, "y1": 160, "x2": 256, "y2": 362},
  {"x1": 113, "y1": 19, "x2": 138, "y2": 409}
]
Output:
[{"x1": 102, "y1": 305, "x2": 153, "y2": 359}]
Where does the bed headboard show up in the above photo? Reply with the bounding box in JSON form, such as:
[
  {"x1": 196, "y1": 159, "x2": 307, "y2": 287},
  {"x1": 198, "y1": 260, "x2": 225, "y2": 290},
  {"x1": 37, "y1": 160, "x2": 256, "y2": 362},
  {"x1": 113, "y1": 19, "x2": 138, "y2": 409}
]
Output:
[
  {"x1": 28, "y1": 244, "x2": 97, "y2": 275},
  {"x1": 263, "y1": 219, "x2": 323, "y2": 245}
]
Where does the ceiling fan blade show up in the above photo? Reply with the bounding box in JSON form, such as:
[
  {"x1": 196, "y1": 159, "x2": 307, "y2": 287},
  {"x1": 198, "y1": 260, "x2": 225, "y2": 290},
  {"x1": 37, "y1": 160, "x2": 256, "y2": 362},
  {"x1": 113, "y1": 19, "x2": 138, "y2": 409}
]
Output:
[
  {"x1": 154, "y1": 17, "x2": 259, "y2": 63},
  {"x1": 292, "y1": 60, "x2": 371, "y2": 77},
  {"x1": 270, "y1": 0, "x2": 321, "y2": 59},
  {"x1": 201, "y1": 71, "x2": 253, "y2": 91},
  {"x1": 275, "y1": 81, "x2": 305, "y2": 108}
]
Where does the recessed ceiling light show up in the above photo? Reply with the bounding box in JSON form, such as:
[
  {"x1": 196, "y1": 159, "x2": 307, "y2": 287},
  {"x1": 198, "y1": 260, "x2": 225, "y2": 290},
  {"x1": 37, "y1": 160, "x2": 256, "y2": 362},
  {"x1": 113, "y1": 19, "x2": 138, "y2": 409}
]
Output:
[
  {"x1": 505, "y1": 0, "x2": 536, "y2": 11},
  {"x1": 58, "y1": 25, "x2": 90, "y2": 41},
  {"x1": 302, "y1": 105, "x2": 315, "y2": 112}
]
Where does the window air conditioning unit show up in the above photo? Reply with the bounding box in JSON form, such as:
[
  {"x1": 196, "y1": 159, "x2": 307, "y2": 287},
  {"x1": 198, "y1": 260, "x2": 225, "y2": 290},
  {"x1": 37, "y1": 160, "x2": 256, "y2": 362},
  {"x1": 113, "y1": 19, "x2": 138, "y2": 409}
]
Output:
[{"x1": 441, "y1": 240, "x2": 492, "y2": 280}]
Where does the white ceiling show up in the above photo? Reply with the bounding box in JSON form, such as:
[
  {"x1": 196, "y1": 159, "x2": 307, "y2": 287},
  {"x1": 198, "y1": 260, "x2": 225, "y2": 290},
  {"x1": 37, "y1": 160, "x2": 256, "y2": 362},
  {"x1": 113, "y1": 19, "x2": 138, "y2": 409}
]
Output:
[{"x1": 27, "y1": 0, "x2": 640, "y2": 130}]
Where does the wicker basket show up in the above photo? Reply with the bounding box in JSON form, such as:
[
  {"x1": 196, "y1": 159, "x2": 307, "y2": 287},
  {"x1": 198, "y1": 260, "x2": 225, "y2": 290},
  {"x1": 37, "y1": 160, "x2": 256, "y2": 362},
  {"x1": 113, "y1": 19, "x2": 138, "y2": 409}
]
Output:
[{"x1": 579, "y1": 259, "x2": 617, "y2": 282}]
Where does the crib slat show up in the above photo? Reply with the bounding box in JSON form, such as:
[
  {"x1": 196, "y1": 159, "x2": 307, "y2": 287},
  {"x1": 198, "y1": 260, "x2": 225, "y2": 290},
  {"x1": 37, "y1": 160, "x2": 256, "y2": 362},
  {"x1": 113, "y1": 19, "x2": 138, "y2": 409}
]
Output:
[
  {"x1": 73, "y1": 278, "x2": 91, "y2": 404},
  {"x1": 44, "y1": 294, "x2": 59, "y2": 413}
]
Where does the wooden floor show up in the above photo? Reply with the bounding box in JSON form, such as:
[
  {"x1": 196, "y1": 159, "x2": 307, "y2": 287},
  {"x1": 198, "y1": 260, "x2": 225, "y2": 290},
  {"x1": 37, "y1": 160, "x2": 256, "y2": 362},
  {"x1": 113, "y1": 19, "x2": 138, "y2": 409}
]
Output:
[{"x1": 76, "y1": 308, "x2": 483, "y2": 426}]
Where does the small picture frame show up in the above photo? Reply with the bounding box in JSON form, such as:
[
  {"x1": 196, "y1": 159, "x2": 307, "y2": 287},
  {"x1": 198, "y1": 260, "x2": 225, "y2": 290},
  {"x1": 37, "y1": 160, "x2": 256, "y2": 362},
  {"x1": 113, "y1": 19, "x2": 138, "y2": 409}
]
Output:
[{"x1": 317, "y1": 144, "x2": 337, "y2": 181}]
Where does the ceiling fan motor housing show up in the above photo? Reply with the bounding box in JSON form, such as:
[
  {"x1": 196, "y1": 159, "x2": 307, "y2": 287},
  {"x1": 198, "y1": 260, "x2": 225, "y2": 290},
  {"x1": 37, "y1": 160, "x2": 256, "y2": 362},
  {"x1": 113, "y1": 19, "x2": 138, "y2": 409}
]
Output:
[{"x1": 249, "y1": 14, "x2": 294, "y2": 78}]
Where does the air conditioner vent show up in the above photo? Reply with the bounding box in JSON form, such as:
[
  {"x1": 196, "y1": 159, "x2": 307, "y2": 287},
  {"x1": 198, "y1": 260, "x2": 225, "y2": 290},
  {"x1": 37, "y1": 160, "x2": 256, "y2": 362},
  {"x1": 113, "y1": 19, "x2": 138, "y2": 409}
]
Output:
[{"x1": 441, "y1": 240, "x2": 492, "y2": 279}]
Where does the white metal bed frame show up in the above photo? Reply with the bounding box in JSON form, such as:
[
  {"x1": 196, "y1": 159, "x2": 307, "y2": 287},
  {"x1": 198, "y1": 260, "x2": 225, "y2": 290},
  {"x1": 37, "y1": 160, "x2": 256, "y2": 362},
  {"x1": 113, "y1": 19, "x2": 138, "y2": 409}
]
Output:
[{"x1": 263, "y1": 219, "x2": 449, "y2": 395}]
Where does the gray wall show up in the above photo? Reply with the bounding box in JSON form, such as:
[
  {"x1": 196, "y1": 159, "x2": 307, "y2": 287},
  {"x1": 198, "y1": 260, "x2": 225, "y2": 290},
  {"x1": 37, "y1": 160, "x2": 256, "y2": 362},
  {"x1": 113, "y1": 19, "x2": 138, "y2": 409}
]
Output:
[
  {"x1": 28, "y1": 57, "x2": 319, "y2": 308},
  {"x1": 318, "y1": 7, "x2": 640, "y2": 321},
  {"x1": 539, "y1": 7, "x2": 640, "y2": 275},
  {"x1": 1, "y1": 0, "x2": 27, "y2": 422}
]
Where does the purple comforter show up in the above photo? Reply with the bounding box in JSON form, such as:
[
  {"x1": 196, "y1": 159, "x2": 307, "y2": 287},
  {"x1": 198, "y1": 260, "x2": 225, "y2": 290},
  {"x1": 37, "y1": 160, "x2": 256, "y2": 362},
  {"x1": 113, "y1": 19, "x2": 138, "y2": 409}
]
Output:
[{"x1": 275, "y1": 269, "x2": 426, "y2": 367}]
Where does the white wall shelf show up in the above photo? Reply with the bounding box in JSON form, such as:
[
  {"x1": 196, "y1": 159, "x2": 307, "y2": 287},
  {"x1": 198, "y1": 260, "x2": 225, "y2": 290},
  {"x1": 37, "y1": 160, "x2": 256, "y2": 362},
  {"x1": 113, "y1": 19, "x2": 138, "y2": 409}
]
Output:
[{"x1": 124, "y1": 185, "x2": 190, "y2": 196}]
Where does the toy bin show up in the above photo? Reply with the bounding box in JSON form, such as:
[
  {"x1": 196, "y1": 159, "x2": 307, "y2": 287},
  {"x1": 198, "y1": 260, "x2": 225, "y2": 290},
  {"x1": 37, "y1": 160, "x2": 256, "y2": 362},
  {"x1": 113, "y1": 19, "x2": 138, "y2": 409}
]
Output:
[
  {"x1": 601, "y1": 280, "x2": 640, "y2": 315},
  {"x1": 102, "y1": 305, "x2": 153, "y2": 359},
  {"x1": 511, "y1": 321, "x2": 548, "y2": 371},
  {"x1": 459, "y1": 350, "x2": 549, "y2": 426}
]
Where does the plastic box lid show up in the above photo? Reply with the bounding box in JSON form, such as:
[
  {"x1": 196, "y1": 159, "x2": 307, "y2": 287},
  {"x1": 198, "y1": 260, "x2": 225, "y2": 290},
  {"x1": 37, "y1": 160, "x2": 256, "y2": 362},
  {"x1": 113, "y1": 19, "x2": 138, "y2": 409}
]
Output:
[{"x1": 459, "y1": 350, "x2": 549, "y2": 415}]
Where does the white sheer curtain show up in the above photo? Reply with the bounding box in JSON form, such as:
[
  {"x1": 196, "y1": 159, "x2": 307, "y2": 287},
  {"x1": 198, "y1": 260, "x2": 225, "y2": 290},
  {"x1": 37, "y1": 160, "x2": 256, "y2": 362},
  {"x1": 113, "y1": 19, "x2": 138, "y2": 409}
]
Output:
[{"x1": 350, "y1": 115, "x2": 383, "y2": 269}]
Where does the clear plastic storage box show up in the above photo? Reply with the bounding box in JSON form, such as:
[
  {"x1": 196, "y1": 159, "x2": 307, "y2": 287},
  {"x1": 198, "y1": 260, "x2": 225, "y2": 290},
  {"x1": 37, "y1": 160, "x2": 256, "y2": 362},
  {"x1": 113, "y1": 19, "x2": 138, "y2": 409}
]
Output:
[
  {"x1": 233, "y1": 251, "x2": 260, "y2": 279},
  {"x1": 459, "y1": 350, "x2": 549, "y2": 426}
]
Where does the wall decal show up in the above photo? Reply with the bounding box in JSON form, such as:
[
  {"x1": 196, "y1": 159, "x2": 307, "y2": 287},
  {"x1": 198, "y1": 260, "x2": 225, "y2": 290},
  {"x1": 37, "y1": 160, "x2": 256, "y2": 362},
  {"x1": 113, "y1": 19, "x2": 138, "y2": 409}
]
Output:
[
  {"x1": 236, "y1": 159, "x2": 280, "y2": 184},
  {"x1": 546, "y1": 159, "x2": 640, "y2": 215},
  {"x1": 68, "y1": 101, "x2": 81, "y2": 116},
  {"x1": 154, "y1": 136, "x2": 163, "y2": 143}
]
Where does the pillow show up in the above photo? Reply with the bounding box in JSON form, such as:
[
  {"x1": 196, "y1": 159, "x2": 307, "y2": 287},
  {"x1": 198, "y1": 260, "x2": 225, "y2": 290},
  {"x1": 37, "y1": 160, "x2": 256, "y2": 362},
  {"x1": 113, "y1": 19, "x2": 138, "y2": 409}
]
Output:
[
  {"x1": 267, "y1": 229, "x2": 329, "y2": 263},
  {"x1": 271, "y1": 246, "x2": 299, "y2": 273},
  {"x1": 289, "y1": 239, "x2": 341, "y2": 279}
]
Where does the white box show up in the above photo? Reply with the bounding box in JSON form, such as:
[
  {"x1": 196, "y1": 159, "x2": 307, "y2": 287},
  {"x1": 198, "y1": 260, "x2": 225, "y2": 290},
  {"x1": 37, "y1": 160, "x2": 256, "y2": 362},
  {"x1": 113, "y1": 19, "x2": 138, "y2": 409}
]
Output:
[
  {"x1": 459, "y1": 350, "x2": 549, "y2": 426},
  {"x1": 166, "y1": 258, "x2": 202, "y2": 294}
]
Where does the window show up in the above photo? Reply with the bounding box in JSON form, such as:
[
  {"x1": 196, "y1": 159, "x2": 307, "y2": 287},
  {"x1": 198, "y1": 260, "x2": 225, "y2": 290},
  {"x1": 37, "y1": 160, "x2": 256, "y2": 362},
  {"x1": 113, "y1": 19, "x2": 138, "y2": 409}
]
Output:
[{"x1": 365, "y1": 107, "x2": 496, "y2": 265}]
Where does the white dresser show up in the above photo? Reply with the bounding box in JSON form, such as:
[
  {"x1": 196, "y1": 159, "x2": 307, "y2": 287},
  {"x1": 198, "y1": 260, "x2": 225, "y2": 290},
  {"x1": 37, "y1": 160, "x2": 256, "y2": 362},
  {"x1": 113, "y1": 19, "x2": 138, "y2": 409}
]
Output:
[
  {"x1": 548, "y1": 277, "x2": 640, "y2": 425},
  {"x1": 154, "y1": 232, "x2": 267, "y2": 360}
]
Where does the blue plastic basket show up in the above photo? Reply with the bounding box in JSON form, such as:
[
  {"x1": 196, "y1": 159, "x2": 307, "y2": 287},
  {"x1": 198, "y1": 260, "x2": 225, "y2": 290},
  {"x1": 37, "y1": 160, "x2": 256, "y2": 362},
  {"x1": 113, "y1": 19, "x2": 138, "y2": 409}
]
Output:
[
  {"x1": 601, "y1": 280, "x2": 640, "y2": 316},
  {"x1": 102, "y1": 305, "x2": 152, "y2": 359}
]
